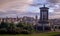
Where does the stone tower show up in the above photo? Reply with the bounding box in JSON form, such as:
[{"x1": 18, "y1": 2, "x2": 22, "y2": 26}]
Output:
[
  {"x1": 39, "y1": 5, "x2": 49, "y2": 24},
  {"x1": 39, "y1": 5, "x2": 49, "y2": 31}
]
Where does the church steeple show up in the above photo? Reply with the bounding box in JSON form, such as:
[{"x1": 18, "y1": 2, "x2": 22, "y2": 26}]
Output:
[{"x1": 35, "y1": 15, "x2": 38, "y2": 21}]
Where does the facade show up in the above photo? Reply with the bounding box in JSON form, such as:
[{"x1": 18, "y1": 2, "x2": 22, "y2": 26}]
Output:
[{"x1": 0, "y1": 16, "x2": 36, "y2": 25}]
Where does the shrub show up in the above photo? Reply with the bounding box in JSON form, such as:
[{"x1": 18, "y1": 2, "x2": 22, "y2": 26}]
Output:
[
  {"x1": 0, "y1": 28, "x2": 7, "y2": 34},
  {"x1": 0, "y1": 22, "x2": 9, "y2": 28},
  {"x1": 14, "y1": 28, "x2": 22, "y2": 34},
  {"x1": 20, "y1": 30, "x2": 31, "y2": 34}
]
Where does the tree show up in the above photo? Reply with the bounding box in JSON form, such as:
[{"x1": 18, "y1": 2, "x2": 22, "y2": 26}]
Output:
[
  {"x1": 0, "y1": 21, "x2": 9, "y2": 28},
  {"x1": 7, "y1": 22, "x2": 17, "y2": 34},
  {"x1": 17, "y1": 22, "x2": 24, "y2": 28}
]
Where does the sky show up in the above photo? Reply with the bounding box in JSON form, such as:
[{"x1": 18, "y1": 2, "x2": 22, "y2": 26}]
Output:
[{"x1": 0, "y1": 0, "x2": 60, "y2": 19}]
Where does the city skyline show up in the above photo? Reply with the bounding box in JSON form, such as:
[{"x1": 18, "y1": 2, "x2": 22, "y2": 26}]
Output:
[{"x1": 0, "y1": 0, "x2": 60, "y2": 19}]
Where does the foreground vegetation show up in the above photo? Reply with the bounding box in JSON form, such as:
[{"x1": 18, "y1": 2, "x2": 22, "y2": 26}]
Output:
[
  {"x1": 0, "y1": 20, "x2": 51, "y2": 34},
  {"x1": 0, "y1": 32, "x2": 60, "y2": 36},
  {"x1": 0, "y1": 21, "x2": 34, "y2": 34},
  {"x1": 0, "y1": 21, "x2": 60, "y2": 36}
]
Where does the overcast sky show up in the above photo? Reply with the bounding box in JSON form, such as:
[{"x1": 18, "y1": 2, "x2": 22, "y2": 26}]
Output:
[{"x1": 0, "y1": 0, "x2": 60, "y2": 19}]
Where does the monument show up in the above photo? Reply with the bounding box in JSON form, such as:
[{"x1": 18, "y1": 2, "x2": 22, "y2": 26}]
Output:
[{"x1": 39, "y1": 5, "x2": 49, "y2": 31}]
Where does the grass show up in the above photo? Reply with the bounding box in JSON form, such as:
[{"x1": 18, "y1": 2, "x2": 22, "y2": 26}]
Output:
[{"x1": 0, "y1": 32, "x2": 60, "y2": 36}]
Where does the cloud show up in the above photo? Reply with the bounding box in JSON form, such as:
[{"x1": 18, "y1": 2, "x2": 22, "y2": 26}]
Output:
[
  {"x1": 0, "y1": 0, "x2": 33, "y2": 12},
  {"x1": 49, "y1": 12, "x2": 60, "y2": 19},
  {"x1": 0, "y1": 0, "x2": 33, "y2": 17},
  {"x1": 0, "y1": 0, "x2": 60, "y2": 19},
  {"x1": 47, "y1": 0, "x2": 60, "y2": 3}
]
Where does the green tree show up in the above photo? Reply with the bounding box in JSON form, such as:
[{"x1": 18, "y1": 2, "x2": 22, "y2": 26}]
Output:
[
  {"x1": 0, "y1": 21, "x2": 9, "y2": 28},
  {"x1": 17, "y1": 22, "x2": 24, "y2": 28},
  {"x1": 7, "y1": 22, "x2": 17, "y2": 34}
]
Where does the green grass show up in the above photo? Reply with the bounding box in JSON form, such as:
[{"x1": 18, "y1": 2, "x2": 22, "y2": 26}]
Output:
[{"x1": 0, "y1": 32, "x2": 60, "y2": 36}]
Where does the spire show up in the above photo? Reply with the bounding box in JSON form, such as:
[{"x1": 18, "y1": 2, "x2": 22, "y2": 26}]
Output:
[
  {"x1": 6, "y1": 16, "x2": 8, "y2": 22},
  {"x1": 43, "y1": 4, "x2": 45, "y2": 7},
  {"x1": 36, "y1": 15, "x2": 38, "y2": 20},
  {"x1": 17, "y1": 16, "x2": 19, "y2": 21},
  {"x1": 17, "y1": 16, "x2": 18, "y2": 18}
]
